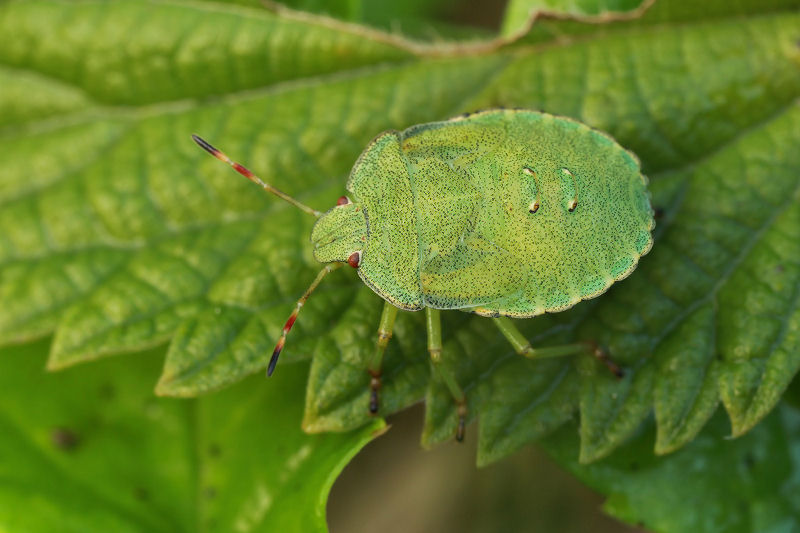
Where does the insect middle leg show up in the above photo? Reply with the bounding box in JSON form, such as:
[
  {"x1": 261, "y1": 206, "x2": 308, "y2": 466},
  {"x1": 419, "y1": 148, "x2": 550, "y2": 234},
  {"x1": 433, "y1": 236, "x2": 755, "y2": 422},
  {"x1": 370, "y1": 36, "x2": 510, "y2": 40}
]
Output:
[
  {"x1": 493, "y1": 317, "x2": 623, "y2": 377},
  {"x1": 426, "y1": 308, "x2": 468, "y2": 441},
  {"x1": 367, "y1": 301, "x2": 399, "y2": 415}
]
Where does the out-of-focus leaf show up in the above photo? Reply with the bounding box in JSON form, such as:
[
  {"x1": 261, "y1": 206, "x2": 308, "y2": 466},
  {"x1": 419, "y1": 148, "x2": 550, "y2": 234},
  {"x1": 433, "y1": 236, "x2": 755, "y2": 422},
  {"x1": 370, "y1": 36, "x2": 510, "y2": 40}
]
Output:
[
  {"x1": 0, "y1": 340, "x2": 383, "y2": 532},
  {"x1": 267, "y1": 0, "x2": 474, "y2": 40},
  {"x1": 501, "y1": 0, "x2": 649, "y2": 38}
]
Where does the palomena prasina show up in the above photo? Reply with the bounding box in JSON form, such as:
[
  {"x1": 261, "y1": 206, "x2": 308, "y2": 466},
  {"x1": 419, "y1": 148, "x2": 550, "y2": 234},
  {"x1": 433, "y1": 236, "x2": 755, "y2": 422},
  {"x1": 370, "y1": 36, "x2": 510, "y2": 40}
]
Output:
[{"x1": 193, "y1": 109, "x2": 655, "y2": 441}]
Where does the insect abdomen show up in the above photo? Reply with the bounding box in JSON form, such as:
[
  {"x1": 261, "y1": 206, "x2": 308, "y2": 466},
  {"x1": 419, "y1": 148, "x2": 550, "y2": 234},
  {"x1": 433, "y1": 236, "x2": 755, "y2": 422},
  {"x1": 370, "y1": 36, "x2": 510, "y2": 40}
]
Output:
[{"x1": 400, "y1": 109, "x2": 654, "y2": 317}]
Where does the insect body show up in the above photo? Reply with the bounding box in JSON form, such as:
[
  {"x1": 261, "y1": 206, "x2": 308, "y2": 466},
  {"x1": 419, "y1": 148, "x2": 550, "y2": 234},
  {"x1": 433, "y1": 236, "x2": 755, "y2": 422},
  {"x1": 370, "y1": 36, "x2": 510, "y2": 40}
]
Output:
[{"x1": 193, "y1": 109, "x2": 655, "y2": 441}]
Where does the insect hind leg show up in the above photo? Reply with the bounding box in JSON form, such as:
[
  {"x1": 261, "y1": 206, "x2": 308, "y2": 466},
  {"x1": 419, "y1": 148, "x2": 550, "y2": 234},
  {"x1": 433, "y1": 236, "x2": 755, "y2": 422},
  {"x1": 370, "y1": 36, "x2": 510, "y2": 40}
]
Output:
[
  {"x1": 493, "y1": 317, "x2": 623, "y2": 377},
  {"x1": 366, "y1": 302, "x2": 398, "y2": 415},
  {"x1": 426, "y1": 308, "x2": 468, "y2": 442}
]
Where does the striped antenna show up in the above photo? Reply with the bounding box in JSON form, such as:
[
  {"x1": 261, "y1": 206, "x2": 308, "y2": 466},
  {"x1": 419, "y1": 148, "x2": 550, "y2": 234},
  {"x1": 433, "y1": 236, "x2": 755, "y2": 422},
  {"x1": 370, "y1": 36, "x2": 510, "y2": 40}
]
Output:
[
  {"x1": 268, "y1": 263, "x2": 343, "y2": 376},
  {"x1": 192, "y1": 134, "x2": 322, "y2": 218}
]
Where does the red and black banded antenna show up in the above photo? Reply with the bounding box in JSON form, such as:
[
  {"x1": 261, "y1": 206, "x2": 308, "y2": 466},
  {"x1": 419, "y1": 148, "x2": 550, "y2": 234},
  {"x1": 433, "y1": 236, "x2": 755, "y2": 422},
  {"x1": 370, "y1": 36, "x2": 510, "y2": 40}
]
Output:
[
  {"x1": 193, "y1": 134, "x2": 341, "y2": 377},
  {"x1": 192, "y1": 134, "x2": 321, "y2": 218},
  {"x1": 267, "y1": 263, "x2": 342, "y2": 376}
]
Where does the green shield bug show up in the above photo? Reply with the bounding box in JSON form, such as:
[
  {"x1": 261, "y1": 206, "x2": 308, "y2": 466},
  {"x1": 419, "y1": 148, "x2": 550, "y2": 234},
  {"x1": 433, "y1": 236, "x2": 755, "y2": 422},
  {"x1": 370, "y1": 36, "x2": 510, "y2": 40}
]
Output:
[{"x1": 192, "y1": 109, "x2": 655, "y2": 441}]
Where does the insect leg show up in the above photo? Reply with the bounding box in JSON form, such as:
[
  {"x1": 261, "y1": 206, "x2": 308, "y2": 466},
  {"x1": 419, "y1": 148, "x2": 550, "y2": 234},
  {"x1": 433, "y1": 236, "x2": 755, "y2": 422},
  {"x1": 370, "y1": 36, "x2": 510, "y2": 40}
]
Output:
[
  {"x1": 366, "y1": 302, "x2": 399, "y2": 415},
  {"x1": 426, "y1": 308, "x2": 468, "y2": 442},
  {"x1": 493, "y1": 317, "x2": 623, "y2": 377}
]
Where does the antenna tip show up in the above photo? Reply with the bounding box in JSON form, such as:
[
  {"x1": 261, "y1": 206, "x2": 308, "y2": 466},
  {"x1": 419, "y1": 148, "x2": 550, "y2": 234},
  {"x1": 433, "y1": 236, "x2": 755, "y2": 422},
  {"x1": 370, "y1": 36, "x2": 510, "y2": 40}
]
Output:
[
  {"x1": 267, "y1": 343, "x2": 283, "y2": 377},
  {"x1": 191, "y1": 134, "x2": 218, "y2": 157}
]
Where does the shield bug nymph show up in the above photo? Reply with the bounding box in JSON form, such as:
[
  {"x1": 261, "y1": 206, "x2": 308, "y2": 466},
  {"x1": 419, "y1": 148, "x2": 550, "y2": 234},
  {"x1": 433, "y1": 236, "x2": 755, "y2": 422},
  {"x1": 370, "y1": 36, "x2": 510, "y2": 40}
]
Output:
[{"x1": 193, "y1": 109, "x2": 655, "y2": 441}]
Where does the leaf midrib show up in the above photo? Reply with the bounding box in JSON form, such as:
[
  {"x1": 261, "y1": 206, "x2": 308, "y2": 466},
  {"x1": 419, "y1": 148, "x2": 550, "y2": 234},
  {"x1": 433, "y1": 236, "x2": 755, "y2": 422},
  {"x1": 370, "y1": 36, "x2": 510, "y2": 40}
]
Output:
[
  {"x1": 650, "y1": 177, "x2": 800, "y2": 352},
  {"x1": 3, "y1": 6, "x2": 795, "y2": 138}
]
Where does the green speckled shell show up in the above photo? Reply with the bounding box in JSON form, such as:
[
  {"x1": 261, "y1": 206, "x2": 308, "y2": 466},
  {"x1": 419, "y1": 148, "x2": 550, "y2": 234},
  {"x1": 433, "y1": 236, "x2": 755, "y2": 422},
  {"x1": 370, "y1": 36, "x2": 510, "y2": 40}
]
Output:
[{"x1": 345, "y1": 109, "x2": 654, "y2": 318}]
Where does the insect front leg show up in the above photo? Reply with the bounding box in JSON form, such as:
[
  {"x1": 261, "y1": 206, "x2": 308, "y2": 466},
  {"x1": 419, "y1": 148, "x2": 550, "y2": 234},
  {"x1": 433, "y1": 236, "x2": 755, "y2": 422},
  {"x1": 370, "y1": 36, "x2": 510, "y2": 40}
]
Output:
[
  {"x1": 426, "y1": 308, "x2": 468, "y2": 442},
  {"x1": 493, "y1": 317, "x2": 624, "y2": 377},
  {"x1": 367, "y1": 302, "x2": 399, "y2": 415}
]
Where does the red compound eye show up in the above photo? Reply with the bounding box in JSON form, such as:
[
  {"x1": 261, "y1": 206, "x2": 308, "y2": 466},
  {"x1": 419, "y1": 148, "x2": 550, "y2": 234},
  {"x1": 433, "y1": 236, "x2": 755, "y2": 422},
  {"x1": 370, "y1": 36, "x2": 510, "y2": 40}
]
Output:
[
  {"x1": 347, "y1": 251, "x2": 362, "y2": 268},
  {"x1": 337, "y1": 195, "x2": 351, "y2": 206}
]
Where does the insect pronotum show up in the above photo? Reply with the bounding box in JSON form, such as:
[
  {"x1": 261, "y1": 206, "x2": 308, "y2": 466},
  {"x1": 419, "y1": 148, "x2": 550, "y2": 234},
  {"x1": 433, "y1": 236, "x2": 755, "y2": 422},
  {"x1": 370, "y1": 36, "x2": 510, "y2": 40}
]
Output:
[{"x1": 193, "y1": 109, "x2": 655, "y2": 441}]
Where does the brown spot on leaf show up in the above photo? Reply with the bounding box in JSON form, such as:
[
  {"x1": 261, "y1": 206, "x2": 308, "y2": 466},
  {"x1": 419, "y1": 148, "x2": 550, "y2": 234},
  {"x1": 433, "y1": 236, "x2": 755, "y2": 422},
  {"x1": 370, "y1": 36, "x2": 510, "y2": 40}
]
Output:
[{"x1": 51, "y1": 427, "x2": 79, "y2": 451}]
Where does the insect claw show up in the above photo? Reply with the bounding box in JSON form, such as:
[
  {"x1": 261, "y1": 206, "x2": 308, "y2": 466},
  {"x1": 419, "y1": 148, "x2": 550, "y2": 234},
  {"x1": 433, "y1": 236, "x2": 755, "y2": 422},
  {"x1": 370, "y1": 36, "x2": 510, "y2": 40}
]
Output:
[
  {"x1": 456, "y1": 416, "x2": 466, "y2": 442},
  {"x1": 369, "y1": 389, "x2": 379, "y2": 414},
  {"x1": 585, "y1": 341, "x2": 624, "y2": 378},
  {"x1": 368, "y1": 370, "x2": 381, "y2": 415},
  {"x1": 600, "y1": 353, "x2": 625, "y2": 379},
  {"x1": 455, "y1": 402, "x2": 467, "y2": 442}
]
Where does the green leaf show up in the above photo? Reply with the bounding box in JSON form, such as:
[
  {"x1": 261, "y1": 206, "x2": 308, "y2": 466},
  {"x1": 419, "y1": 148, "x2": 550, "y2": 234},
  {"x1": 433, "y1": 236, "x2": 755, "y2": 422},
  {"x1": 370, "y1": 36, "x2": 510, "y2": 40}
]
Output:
[
  {"x1": 0, "y1": 1, "x2": 413, "y2": 105},
  {"x1": 543, "y1": 402, "x2": 800, "y2": 532},
  {"x1": 503, "y1": 0, "x2": 800, "y2": 47},
  {"x1": 1, "y1": 0, "x2": 799, "y2": 488},
  {"x1": 500, "y1": 0, "x2": 649, "y2": 38},
  {"x1": 266, "y1": 0, "x2": 477, "y2": 41},
  {"x1": 652, "y1": 304, "x2": 719, "y2": 454},
  {"x1": 0, "y1": 339, "x2": 383, "y2": 532}
]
